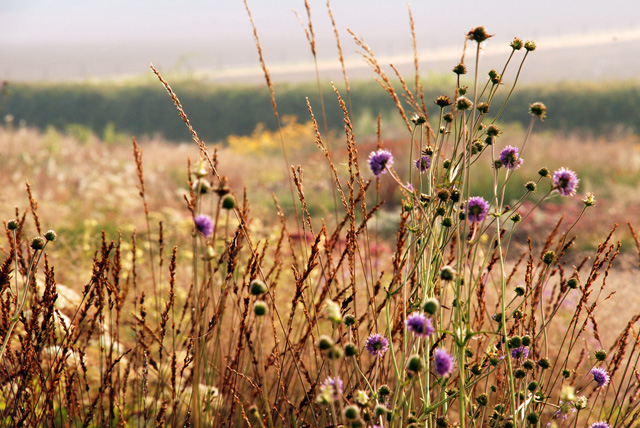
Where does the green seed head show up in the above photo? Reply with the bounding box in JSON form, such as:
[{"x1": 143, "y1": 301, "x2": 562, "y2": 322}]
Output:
[
  {"x1": 249, "y1": 279, "x2": 267, "y2": 295},
  {"x1": 31, "y1": 236, "x2": 46, "y2": 250},
  {"x1": 7, "y1": 219, "x2": 19, "y2": 231},
  {"x1": 253, "y1": 301, "x2": 268, "y2": 316},
  {"x1": 221, "y1": 194, "x2": 237, "y2": 210}
]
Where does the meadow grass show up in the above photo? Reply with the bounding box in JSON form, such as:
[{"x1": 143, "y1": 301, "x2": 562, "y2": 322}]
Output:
[{"x1": 1, "y1": 3, "x2": 640, "y2": 428}]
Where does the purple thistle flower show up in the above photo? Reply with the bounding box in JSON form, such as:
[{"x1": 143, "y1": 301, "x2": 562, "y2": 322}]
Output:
[
  {"x1": 321, "y1": 376, "x2": 343, "y2": 401},
  {"x1": 415, "y1": 156, "x2": 431, "y2": 173},
  {"x1": 511, "y1": 346, "x2": 529, "y2": 360},
  {"x1": 368, "y1": 149, "x2": 394, "y2": 177},
  {"x1": 553, "y1": 167, "x2": 579, "y2": 196},
  {"x1": 434, "y1": 348, "x2": 455, "y2": 377},
  {"x1": 590, "y1": 367, "x2": 610, "y2": 388},
  {"x1": 194, "y1": 215, "x2": 214, "y2": 238},
  {"x1": 498, "y1": 145, "x2": 523, "y2": 170},
  {"x1": 466, "y1": 196, "x2": 489, "y2": 223},
  {"x1": 365, "y1": 333, "x2": 389, "y2": 358},
  {"x1": 406, "y1": 312, "x2": 436, "y2": 338},
  {"x1": 590, "y1": 422, "x2": 610, "y2": 428}
]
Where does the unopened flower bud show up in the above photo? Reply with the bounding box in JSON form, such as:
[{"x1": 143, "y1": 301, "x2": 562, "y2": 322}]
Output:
[
  {"x1": 456, "y1": 96, "x2": 473, "y2": 111},
  {"x1": 452, "y1": 63, "x2": 467, "y2": 75},
  {"x1": 343, "y1": 405, "x2": 359, "y2": 420},
  {"x1": 411, "y1": 114, "x2": 427, "y2": 125},
  {"x1": 443, "y1": 113, "x2": 454, "y2": 123},
  {"x1": 583, "y1": 192, "x2": 596, "y2": 207},
  {"x1": 434, "y1": 95, "x2": 452, "y2": 108},
  {"x1": 529, "y1": 102, "x2": 546, "y2": 120},
  {"x1": 524, "y1": 40, "x2": 536, "y2": 51},
  {"x1": 250, "y1": 279, "x2": 267, "y2": 296},
  {"x1": 538, "y1": 167, "x2": 549, "y2": 177},
  {"x1": 343, "y1": 314, "x2": 356, "y2": 326},
  {"x1": 467, "y1": 26, "x2": 493, "y2": 43},
  {"x1": 344, "y1": 343, "x2": 358, "y2": 357},
  {"x1": 594, "y1": 350, "x2": 607, "y2": 361},
  {"x1": 510, "y1": 38, "x2": 523, "y2": 50},
  {"x1": 525, "y1": 181, "x2": 537, "y2": 192},
  {"x1": 406, "y1": 354, "x2": 424, "y2": 376},
  {"x1": 423, "y1": 297, "x2": 440, "y2": 315},
  {"x1": 7, "y1": 219, "x2": 18, "y2": 231},
  {"x1": 477, "y1": 102, "x2": 490, "y2": 114},
  {"x1": 567, "y1": 277, "x2": 579, "y2": 289},
  {"x1": 222, "y1": 195, "x2": 237, "y2": 210},
  {"x1": 253, "y1": 301, "x2": 268, "y2": 316},
  {"x1": 440, "y1": 266, "x2": 455, "y2": 281},
  {"x1": 543, "y1": 251, "x2": 555, "y2": 265}
]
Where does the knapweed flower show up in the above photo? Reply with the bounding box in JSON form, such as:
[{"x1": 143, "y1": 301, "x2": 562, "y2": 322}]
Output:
[
  {"x1": 553, "y1": 167, "x2": 579, "y2": 196},
  {"x1": 590, "y1": 423, "x2": 610, "y2": 428},
  {"x1": 316, "y1": 376, "x2": 343, "y2": 403},
  {"x1": 466, "y1": 196, "x2": 489, "y2": 223},
  {"x1": 498, "y1": 145, "x2": 524, "y2": 170},
  {"x1": 415, "y1": 156, "x2": 431, "y2": 173},
  {"x1": 365, "y1": 333, "x2": 389, "y2": 358},
  {"x1": 434, "y1": 348, "x2": 455, "y2": 377},
  {"x1": 511, "y1": 346, "x2": 529, "y2": 360},
  {"x1": 368, "y1": 149, "x2": 394, "y2": 177},
  {"x1": 194, "y1": 215, "x2": 214, "y2": 238},
  {"x1": 590, "y1": 367, "x2": 610, "y2": 388},
  {"x1": 406, "y1": 312, "x2": 435, "y2": 338}
]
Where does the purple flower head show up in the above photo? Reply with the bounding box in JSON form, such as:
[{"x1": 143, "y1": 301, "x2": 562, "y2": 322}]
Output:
[
  {"x1": 369, "y1": 149, "x2": 394, "y2": 177},
  {"x1": 321, "y1": 376, "x2": 343, "y2": 401},
  {"x1": 590, "y1": 367, "x2": 610, "y2": 388},
  {"x1": 434, "y1": 348, "x2": 455, "y2": 378},
  {"x1": 365, "y1": 333, "x2": 389, "y2": 358},
  {"x1": 511, "y1": 346, "x2": 529, "y2": 360},
  {"x1": 194, "y1": 215, "x2": 214, "y2": 238},
  {"x1": 415, "y1": 156, "x2": 431, "y2": 173},
  {"x1": 553, "y1": 167, "x2": 579, "y2": 196},
  {"x1": 590, "y1": 422, "x2": 610, "y2": 428},
  {"x1": 406, "y1": 312, "x2": 435, "y2": 338},
  {"x1": 498, "y1": 145, "x2": 524, "y2": 170},
  {"x1": 466, "y1": 196, "x2": 489, "y2": 223}
]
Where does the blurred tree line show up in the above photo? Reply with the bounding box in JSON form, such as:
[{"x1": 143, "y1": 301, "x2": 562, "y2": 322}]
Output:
[{"x1": 2, "y1": 77, "x2": 639, "y2": 142}]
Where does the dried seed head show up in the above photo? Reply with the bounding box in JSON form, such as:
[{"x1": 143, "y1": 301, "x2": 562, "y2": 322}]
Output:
[
  {"x1": 525, "y1": 181, "x2": 537, "y2": 192},
  {"x1": 594, "y1": 350, "x2": 607, "y2": 361},
  {"x1": 510, "y1": 38, "x2": 524, "y2": 50},
  {"x1": 316, "y1": 335, "x2": 334, "y2": 350},
  {"x1": 423, "y1": 298, "x2": 440, "y2": 315},
  {"x1": 7, "y1": 219, "x2": 18, "y2": 231},
  {"x1": 344, "y1": 343, "x2": 358, "y2": 357},
  {"x1": 567, "y1": 277, "x2": 579, "y2": 289},
  {"x1": 44, "y1": 230, "x2": 57, "y2": 242},
  {"x1": 411, "y1": 114, "x2": 427, "y2": 125},
  {"x1": 486, "y1": 124, "x2": 501, "y2": 137},
  {"x1": 434, "y1": 95, "x2": 452, "y2": 108},
  {"x1": 529, "y1": 102, "x2": 547, "y2": 119},
  {"x1": 515, "y1": 285, "x2": 525, "y2": 296},
  {"x1": 538, "y1": 167, "x2": 549, "y2": 177},
  {"x1": 343, "y1": 405, "x2": 359, "y2": 420},
  {"x1": 343, "y1": 314, "x2": 356, "y2": 326},
  {"x1": 543, "y1": 251, "x2": 555, "y2": 265},
  {"x1": 456, "y1": 96, "x2": 473, "y2": 111},
  {"x1": 476, "y1": 102, "x2": 490, "y2": 114},
  {"x1": 442, "y1": 112, "x2": 454, "y2": 123},
  {"x1": 440, "y1": 266, "x2": 456, "y2": 281},
  {"x1": 31, "y1": 236, "x2": 46, "y2": 250},
  {"x1": 467, "y1": 26, "x2": 493, "y2": 43},
  {"x1": 452, "y1": 63, "x2": 467, "y2": 75}
]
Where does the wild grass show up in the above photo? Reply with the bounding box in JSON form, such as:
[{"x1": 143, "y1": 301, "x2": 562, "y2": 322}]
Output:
[{"x1": 1, "y1": 3, "x2": 640, "y2": 428}]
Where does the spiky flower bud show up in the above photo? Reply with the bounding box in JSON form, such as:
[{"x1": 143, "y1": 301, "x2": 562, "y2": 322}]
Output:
[
  {"x1": 486, "y1": 124, "x2": 500, "y2": 137},
  {"x1": 524, "y1": 40, "x2": 536, "y2": 51},
  {"x1": 324, "y1": 299, "x2": 342, "y2": 324},
  {"x1": 406, "y1": 354, "x2": 424, "y2": 376},
  {"x1": 514, "y1": 369, "x2": 526, "y2": 379},
  {"x1": 7, "y1": 219, "x2": 18, "y2": 231},
  {"x1": 515, "y1": 285, "x2": 525, "y2": 296},
  {"x1": 525, "y1": 181, "x2": 537, "y2": 192},
  {"x1": 567, "y1": 277, "x2": 579, "y2": 289},
  {"x1": 526, "y1": 413, "x2": 539, "y2": 425},
  {"x1": 343, "y1": 314, "x2": 356, "y2": 326},
  {"x1": 538, "y1": 167, "x2": 549, "y2": 177},
  {"x1": 442, "y1": 113, "x2": 454, "y2": 123},
  {"x1": 374, "y1": 404, "x2": 387, "y2": 417},
  {"x1": 253, "y1": 301, "x2": 268, "y2": 316},
  {"x1": 343, "y1": 405, "x2": 359, "y2": 420},
  {"x1": 316, "y1": 335, "x2": 334, "y2": 350},
  {"x1": 467, "y1": 26, "x2": 493, "y2": 43},
  {"x1": 450, "y1": 189, "x2": 460, "y2": 202},
  {"x1": 508, "y1": 336, "x2": 522, "y2": 348},
  {"x1": 476, "y1": 393, "x2": 488, "y2": 406},
  {"x1": 345, "y1": 343, "x2": 358, "y2": 357},
  {"x1": 543, "y1": 251, "x2": 555, "y2": 265},
  {"x1": 423, "y1": 297, "x2": 440, "y2": 315},
  {"x1": 562, "y1": 369, "x2": 572, "y2": 379},
  {"x1": 222, "y1": 195, "x2": 237, "y2": 210},
  {"x1": 510, "y1": 38, "x2": 524, "y2": 50},
  {"x1": 595, "y1": 350, "x2": 607, "y2": 361},
  {"x1": 442, "y1": 217, "x2": 453, "y2": 228},
  {"x1": 44, "y1": 230, "x2": 57, "y2": 242},
  {"x1": 326, "y1": 346, "x2": 343, "y2": 360},
  {"x1": 521, "y1": 335, "x2": 532, "y2": 346},
  {"x1": 510, "y1": 213, "x2": 522, "y2": 223},
  {"x1": 411, "y1": 114, "x2": 427, "y2": 125},
  {"x1": 583, "y1": 192, "x2": 596, "y2": 207},
  {"x1": 31, "y1": 236, "x2": 46, "y2": 250},
  {"x1": 529, "y1": 102, "x2": 546, "y2": 120},
  {"x1": 523, "y1": 359, "x2": 535, "y2": 371},
  {"x1": 440, "y1": 266, "x2": 455, "y2": 281},
  {"x1": 250, "y1": 279, "x2": 267, "y2": 296},
  {"x1": 443, "y1": 159, "x2": 451, "y2": 169},
  {"x1": 459, "y1": 86, "x2": 468, "y2": 95},
  {"x1": 537, "y1": 357, "x2": 551, "y2": 369},
  {"x1": 452, "y1": 63, "x2": 467, "y2": 75},
  {"x1": 377, "y1": 384, "x2": 391, "y2": 398},
  {"x1": 437, "y1": 188, "x2": 451, "y2": 202},
  {"x1": 435, "y1": 207, "x2": 446, "y2": 216},
  {"x1": 456, "y1": 96, "x2": 473, "y2": 111}
]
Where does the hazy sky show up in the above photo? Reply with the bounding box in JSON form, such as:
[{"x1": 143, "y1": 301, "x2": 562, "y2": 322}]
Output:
[{"x1": 2, "y1": 0, "x2": 640, "y2": 82}]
